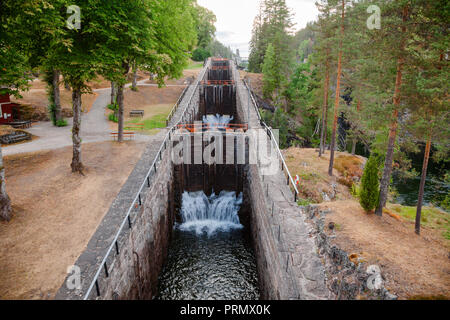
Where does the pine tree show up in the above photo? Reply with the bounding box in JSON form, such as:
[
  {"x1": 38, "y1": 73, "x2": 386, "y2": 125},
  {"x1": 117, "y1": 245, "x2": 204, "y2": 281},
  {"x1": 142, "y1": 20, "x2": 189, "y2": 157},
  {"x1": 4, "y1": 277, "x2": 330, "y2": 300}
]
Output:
[
  {"x1": 328, "y1": 0, "x2": 347, "y2": 176},
  {"x1": 262, "y1": 44, "x2": 279, "y2": 100},
  {"x1": 359, "y1": 155, "x2": 380, "y2": 212}
]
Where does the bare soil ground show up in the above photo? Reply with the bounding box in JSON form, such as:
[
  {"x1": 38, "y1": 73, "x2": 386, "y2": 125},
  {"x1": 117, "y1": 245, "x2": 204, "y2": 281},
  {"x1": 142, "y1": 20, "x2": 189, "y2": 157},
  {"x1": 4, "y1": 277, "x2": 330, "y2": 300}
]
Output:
[
  {"x1": 285, "y1": 148, "x2": 450, "y2": 299},
  {"x1": 11, "y1": 87, "x2": 98, "y2": 115},
  {"x1": 239, "y1": 71, "x2": 263, "y2": 97},
  {"x1": 0, "y1": 141, "x2": 147, "y2": 299},
  {"x1": 319, "y1": 200, "x2": 450, "y2": 299},
  {"x1": 123, "y1": 85, "x2": 185, "y2": 117}
]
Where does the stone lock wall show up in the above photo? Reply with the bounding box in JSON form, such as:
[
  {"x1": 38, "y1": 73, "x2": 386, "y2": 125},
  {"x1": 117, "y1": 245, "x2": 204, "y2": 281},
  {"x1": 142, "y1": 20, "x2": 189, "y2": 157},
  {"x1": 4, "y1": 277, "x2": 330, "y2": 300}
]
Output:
[{"x1": 100, "y1": 147, "x2": 175, "y2": 300}]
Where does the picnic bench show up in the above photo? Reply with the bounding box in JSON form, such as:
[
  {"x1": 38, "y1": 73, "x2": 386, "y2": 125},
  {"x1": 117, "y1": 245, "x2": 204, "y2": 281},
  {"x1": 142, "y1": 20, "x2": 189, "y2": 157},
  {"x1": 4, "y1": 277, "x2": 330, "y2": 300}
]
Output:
[
  {"x1": 129, "y1": 110, "x2": 144, "y2": 117},
  {"x1": 10, "y1": 120, "x2": 32, "y2": 129},
  {"x1": 0, "y1": 131, "x2": 32, "y2": 144},
  {"x1": 110, "y1": 131, "x2": 135, "y2": 141}
]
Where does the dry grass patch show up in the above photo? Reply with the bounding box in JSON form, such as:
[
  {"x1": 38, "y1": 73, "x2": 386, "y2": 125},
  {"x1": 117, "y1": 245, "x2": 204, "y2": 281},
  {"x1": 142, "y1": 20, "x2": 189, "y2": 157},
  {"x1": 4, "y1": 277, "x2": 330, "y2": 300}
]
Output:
[
  {"x1": 0, "y1": 141, "x2": 146, "y2": 299},
  {"x1": 318, "y1": 200, "x2": 450, "y2": 299}
]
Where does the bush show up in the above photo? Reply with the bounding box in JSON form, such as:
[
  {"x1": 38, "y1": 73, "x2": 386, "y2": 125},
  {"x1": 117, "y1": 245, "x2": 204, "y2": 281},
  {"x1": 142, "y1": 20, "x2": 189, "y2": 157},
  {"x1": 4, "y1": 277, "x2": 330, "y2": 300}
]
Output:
[
  {"x1": 107, "y1": 103, "x2": 118, "y2": 111},
  {"x1": 56, "y1": 119, "x2": 68, "y2": 127},
  {"x1": 192, "y1": 47, "x2": 211, "y2": 62},
  {"x1": 359, "y1": 155, "x2": 380, "y2": 212},
  {"x1": 109, "y1": 113, "x2": 118, "y2": 123},
  {"x1": 48, "y1": 103, "x2": 57, "y2": 125}
]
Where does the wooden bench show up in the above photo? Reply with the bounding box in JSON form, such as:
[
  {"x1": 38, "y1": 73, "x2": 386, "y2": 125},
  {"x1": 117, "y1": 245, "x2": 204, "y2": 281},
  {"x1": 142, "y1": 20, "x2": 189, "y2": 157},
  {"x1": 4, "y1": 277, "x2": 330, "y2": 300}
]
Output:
[
  {"x1": 0, "y1": 132, "x2": 31, "y2": 144},
  {"x1": 110, "y1": 131, "x2": 135, "y2": 141},
  {"x1": 10, "y1": 121, "x2": 32, "y2": 129},
  {"x1": 129, "y1": 110, "x2": 144, "y2": 117}
]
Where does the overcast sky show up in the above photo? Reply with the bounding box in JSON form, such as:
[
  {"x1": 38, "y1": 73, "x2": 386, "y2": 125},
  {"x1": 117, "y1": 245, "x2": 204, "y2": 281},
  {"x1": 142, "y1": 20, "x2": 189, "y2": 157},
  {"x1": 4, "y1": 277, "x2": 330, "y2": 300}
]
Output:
[{"x1": 197, "y1": 0, "x2": 318, "y2": 58}]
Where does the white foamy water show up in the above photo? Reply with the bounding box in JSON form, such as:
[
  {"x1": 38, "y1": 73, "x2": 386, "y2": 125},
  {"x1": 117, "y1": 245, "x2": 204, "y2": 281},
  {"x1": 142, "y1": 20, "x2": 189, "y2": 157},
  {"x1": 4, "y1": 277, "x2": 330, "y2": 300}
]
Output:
[
  {"x1": 202, "y1": 114, "x2": 234, "y2": 129},
  {"x1": 179, "y1": 191, "x2": 243, "y2": 236}
]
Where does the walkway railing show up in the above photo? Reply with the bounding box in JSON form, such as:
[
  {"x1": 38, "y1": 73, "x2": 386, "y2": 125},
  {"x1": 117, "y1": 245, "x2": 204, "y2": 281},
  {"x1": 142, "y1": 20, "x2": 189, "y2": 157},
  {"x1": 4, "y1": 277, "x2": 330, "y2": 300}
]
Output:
[
  {"x1": 165, "y1": 84, "x2": 190, "y2": 126},
  {"x1": 243, "y1": 79, "x2": 300, "y2": 203},
  {"x1": 83, "y1": 65, "x2": 206, "y2": 300}
]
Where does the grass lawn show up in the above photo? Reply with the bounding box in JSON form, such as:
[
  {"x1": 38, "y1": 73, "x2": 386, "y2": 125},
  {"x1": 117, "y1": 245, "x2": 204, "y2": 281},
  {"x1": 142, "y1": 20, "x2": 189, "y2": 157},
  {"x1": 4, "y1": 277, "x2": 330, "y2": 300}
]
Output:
[
  {"x1": 186, "y1": 60, "x2": 203, "y2": 70},
  {"x1": 388, "y1": 203, "x2": 450, "y2": 240},
  {"x1": 125, "y1": 103, "x2": 173, "y2": 134}
]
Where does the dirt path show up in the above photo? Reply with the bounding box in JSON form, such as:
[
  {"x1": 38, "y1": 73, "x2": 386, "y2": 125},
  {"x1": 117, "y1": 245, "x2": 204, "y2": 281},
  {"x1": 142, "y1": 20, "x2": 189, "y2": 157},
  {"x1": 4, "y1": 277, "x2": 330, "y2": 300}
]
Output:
[{"x1": 0, "y1": 141, "x2": 148, "y2": 299}]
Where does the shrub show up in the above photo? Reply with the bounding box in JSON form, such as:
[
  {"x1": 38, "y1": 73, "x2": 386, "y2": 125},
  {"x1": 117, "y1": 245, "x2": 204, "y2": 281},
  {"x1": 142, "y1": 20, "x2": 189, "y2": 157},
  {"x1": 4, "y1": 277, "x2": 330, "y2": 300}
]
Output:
[
  {"x1": 351, "y1": 183, "x2": 360, "y2": 198},
  {"x1": 48, "y1": 103, "x2": 57, "y2": 125},
  {"x1": 109, "y1": 113, "x2": 118, "y2": 123},
  {"x1": 56, "y1": 119, "x2": 68, "y2": 127},
  {"x1": 297, "y1": 198, "x2": 314, "y2": 206},
  {"x1": 107, "y1": 103, "x2": 118, "y2": 111},
  {"x1": 192, "y1": 48, "x2": 211, "y2": 62},
  {"x1": 359, "y1": 155, "x2": 380, "y2": 212}
]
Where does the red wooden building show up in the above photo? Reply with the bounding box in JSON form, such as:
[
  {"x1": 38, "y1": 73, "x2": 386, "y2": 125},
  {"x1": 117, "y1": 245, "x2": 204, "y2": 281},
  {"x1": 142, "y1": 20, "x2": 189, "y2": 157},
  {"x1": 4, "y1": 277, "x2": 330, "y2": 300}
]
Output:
[{"x1": 0, "y1": 93, "x2": 20, "y2": 124}]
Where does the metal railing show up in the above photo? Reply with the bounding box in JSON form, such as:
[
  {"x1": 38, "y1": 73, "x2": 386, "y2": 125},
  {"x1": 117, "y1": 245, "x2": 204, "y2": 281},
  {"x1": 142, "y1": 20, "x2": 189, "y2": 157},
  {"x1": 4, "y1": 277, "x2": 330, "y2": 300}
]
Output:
[
  {"x1": 165, "y1": 84, "x2": 190, "y2": 126},
  {"x1": 83, "y1": 64, "x2": 208, "y2": 300},
  {"x1": 242, "y1": 79, "x2": 299, "y2": 203}
]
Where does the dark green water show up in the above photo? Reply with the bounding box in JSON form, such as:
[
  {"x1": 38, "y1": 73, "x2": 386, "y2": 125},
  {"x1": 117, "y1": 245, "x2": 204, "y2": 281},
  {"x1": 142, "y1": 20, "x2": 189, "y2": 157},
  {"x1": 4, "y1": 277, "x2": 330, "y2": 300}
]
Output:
[{"x1": 392, "y1": 173, "x2": 449, "y2": 211}]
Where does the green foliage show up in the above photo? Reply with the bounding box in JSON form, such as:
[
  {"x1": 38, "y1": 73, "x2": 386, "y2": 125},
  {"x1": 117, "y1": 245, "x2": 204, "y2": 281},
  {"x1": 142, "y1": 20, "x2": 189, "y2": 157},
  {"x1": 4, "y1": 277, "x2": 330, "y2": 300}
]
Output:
[
  {"x1": 359, "y1": 155, "x2": 380, "y2": 212},
  {"x1": 206, "y1": 40, "x2": 235, "y2": 59},
  {"x1": 192, "y1": 48, "x2": 211, "y2": 62},
  {"x1": 127, "y1": 114, "x2": 167, "y2": 131},
  {"x1": 391, "y1": 204, "x2": 450, "y2": 240},
  {"x1": 248, "y1": 0, "x2": 294, "y2": 74},
  {"x1": 47, "y1": 103, "x2": 57, "y2": 126},
  {"x1": 262, "y1": 44, "x2": 279, "y2": 100},
  {"x1": 297, "y1": 198, "x2": 315, "y2": 206},
  {"x1": 351, "y1": 183, "x2": 360, "y2": 198},
  {"x1": 262, "y1": 108, "x2": 289, "y2": 149},
  {"x1": 108, "y1": 113, "x2": 118, "y2": 123},
  {"x1": 191, "y1": 3, "x2": 216, "y2": 49},
  {"x1": 56, "y1": 119, "x2": 68, "y2": 127},
  {"x1": 107, "y1": 103, "x2": 118, "y2": 111},
  {"x1": 441, "y1": 195, "x2": 450, "y2": 212}
]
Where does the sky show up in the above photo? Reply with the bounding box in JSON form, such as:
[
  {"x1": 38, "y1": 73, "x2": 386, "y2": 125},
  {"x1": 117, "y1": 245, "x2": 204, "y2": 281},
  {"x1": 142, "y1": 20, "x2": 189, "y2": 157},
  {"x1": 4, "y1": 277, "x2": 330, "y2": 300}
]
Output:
[{"x1": 197, "y1": 0, "x2": 319, "y2": 58}]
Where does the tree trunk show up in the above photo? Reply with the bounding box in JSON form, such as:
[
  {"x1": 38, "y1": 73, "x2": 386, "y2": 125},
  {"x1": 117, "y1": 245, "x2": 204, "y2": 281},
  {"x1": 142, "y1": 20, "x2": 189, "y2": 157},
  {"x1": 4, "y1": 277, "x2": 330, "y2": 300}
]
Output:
[
  {"x1": 53, "y1": 70, "x2": 62, "y2": 123},
  {"x1": 375, "y1": 6, "x2": 408, "y2": 216},
  {"x1": 415, "y1": 130, "x2": 432, "y2": 235},
  {"x1": 351, "y1": 138, "x2": 357, "y2": 155},
  {"x1": 352, "y1": 100, "x2": 361, "y2": 155},
  {"x1": 117, "y1": 83, "x2": 125, "y2": 143},
  {"x1": 71, "y1": 88, "x2": 84, "y2": 173},
  {"x1": 0, "y1": 146, "x2": 12, "y2": 221},
  {"x1": 117, "y1": 62, "x2": 130, "y2": 143},
  {"x1": 319, "y1": 54, "x2": 330, "y2": 157},
  {"x1": 132, "y1": 63, "x2": 137, "y2": 90},
  {"x1": 328, "y1": 0, "x2": 345, "y2": 176},
  {"x1": 110, "y1": 81, "x2": 116, "y2": 105}
]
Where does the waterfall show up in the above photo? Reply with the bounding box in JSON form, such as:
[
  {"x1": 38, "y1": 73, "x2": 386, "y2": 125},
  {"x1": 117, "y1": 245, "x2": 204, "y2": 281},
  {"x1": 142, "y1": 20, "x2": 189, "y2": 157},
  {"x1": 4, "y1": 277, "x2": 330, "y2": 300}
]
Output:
[
  {"x1": 202, "y1": 114, "x2": 233, "y2": 129},
  {"x1": 179, "y1": 191, "x2": 243, "y2": 236}
]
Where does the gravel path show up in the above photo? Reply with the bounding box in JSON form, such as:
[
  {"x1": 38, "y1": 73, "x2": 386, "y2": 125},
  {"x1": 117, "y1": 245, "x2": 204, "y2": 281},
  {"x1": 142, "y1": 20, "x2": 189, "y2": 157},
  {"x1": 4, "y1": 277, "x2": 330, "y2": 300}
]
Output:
[{"x1": 3, "y1": 87, "x2": 152, "y2": 156}]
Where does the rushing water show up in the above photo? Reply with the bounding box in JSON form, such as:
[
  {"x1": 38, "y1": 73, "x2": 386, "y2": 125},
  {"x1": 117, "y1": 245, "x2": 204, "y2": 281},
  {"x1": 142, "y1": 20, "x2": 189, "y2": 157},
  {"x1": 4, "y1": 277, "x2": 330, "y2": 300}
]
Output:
[
  {"x1": 156, "y1": 191, "x2": 260, "y2": 300},
  {"x1": 202, "y1": 114, "x2": 233, "y2": 129}
]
